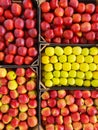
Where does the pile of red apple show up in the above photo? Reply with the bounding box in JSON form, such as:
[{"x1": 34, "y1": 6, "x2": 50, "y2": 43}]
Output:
[
  {"x1": 41, "y1": 90, "x2": 98, "y2": 130},
  {"x1": 0, "y1": 67, "x2": 38, "y2": 129},
  {"x1": 0, "y1": 0, "x2": 38, "y2": 65},
  {"x1": 40, "y1": 0, "x2": 98, "y2": 44}
]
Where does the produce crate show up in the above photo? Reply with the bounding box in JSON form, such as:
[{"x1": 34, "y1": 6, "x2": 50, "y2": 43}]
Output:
[
  {"x1": 0, "y1": 66, "x2": 39, "y2": 130},
  {"x1": 0, "y1": 0, "x2": 39, "y2": 66},
  {"x1": 39, "y1": 89, "x2": 98, "y2": 130},
  {"x1": 38, "y1": 0, "x2": 98, "y2": 44},
  {"x1": 39, "y1": 43, "x2": 98, "y2": 90}
]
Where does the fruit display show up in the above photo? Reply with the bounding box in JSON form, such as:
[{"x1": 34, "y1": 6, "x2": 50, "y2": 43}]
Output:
[
  {"x1": 41, "y1": 46, "x2": 98, "y2": 88},
  {"x1": 41, "y1": 90, "x2": 98, "y2": 130},
  {"x1": 40, "y1": 0, "x2": 98, "y2": 44},
  {"x1": 0, "y1": 0, "x2": 38, "y2": 65},
  {"x1": 0, "y1": 67, "x2": 38, "y2": 129}
]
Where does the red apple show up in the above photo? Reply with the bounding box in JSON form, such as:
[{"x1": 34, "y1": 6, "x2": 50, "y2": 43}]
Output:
[
  {"x1": 91, "y1": 91, "x2": 98, "y2": 98},
  {"x1": 53, "y1": 37, "x2": 61, "y2": 43},
  {"x1": 5, "y1": 32, "x2": 14, "y2": 42},
  {"x1": 64, "y1": 116, "x2": 72, "y2": 124},
  {"x1": 69, "y1": 104, "x2": 78, "y2": 112},
  {"x1": 15, "y1": 38, "x2": 25, "y2": 47},
  {"x1": 85, "y1": 98, "x2": 94, "y2": 107},
  {"x1": 56, "y1": 115, "x2": 63, "y2": 125},
  {"x1": 41, "y1": 107, "x2": 51, "y2": 117},
  {"x1": 10, "y1": 99, "x2": 19, "y2": 108},
  {"x1": 71, "y1": 112, "x2": 80, "y2": 122},
  {"x1": 59, "y1": 0, "x2": 68, "y2": 8},
  {"x1": 73, "y1": 13, "x2": 81, "y2": 22},
  {"x1": 19, "y1": 112, "x2": 27, "y2": 121},
  {"x1": 28, "y1": 47, "x2": 37, "y2": 57},
  {"x1": 87, "y1": 106, "x2": 97, "y2": 116},
  {"x1": 0, "y1": 86, "x2": 8, "y2": 95},
  {"x1": 82, "y1": 90, "x2": 91, "y2": 98},
  {"x1": 10, "y1": 90, "x2": 18, "y2": 99},
  {"x1": 4, "y1": 54, "x2": 14, "y2": 64},
  {"x1": 28, "y1": 90, "x2": 37, "y2": 100},
  {"x1": 54, "y1": 27, "x2": 63, "y2": 37},
  {"x1": 26, "y1": 19, "x2": 35, "y2": 29},
  {"x1": 65, "y1": 95, "x2": 75, "y2": 105},
  {"x1": 82, "y1": 13, "x2": 91, "y2": 22},
  {"x1": 4, "y1": 10, "x2": 13, "y2": 18},
  {"x1": 8, "y1": 44, "x2": 17, "y2": 55},
  {"x1": 28, "y1": 28, "x2": 37, "y2": 38},
  {"x1": 83, "y1": 123, "x2": 94, "y2": 130},
  {"x1": 54, "y1": 7, "x2": 64, "y2": 17},
  {"x1": 23, "y1": 0, "x2": 33, "y2": 9},
  {"x1": 41, "y1": 21, "x2": 50, "y2": 31},
  {"x1": 0, "y1": 16, "x2": 5, "y2": 23},
  {"x1": 92, "y1": 13, "x2": 98, "y2": 22},
  {"x1": 0, "y1": 0, "x2": 11, "y2": 9},
  {"x1": 0, "y1": 52, "x2": 4, "y2": 61},
  {"x1": 26, "y1": 37, "x2": 34, "y2": 48},
  {"x1": 1, "y1": 95, "x2": 10, "y2": 104},
  {"x1": 25, "y1": 68, "x2": 36, "y2": 78},
  {"x1": 4, "y1": 19, "x2": 14, "y2": 30},
  {"x1": 26, "y1": 80, "x2": 36, "y2": 91},
  {"x1": 11, "y1": 3, "x2": 22, "y2": 16},
  {"x1": 8, "y1": 108, "x2": 18, "y2": 117},
  {"x1": 81, "y1": 22, "x2": 91, "y2": 32},
  {"x1": 63, "y1": 30, "x2": 73, "y2": 39},
  {"x1": 41, "y1": 2, "x2": 50, "y2": 13},
  {"x1": 43, "y1": 13, "x2": 54, "y2": 23},
  {"x1": 24, "y1": 9, "x2": 35, "y2": 19},
  {"x1": 57, "y1": 99, "x2": 66, "y2": 108},
  {"x1": 71, "y1": 36, "x2": 79, "y2": 44},
  {"x1": 63, "y1": 17, "x2": 72, "y2": 26},
  {"x1": 14, "y1": 29, "x2": 24, "y2": 38},
  {"x1": 89, "y1": 115, "x2": 97, "y2": 124},
  {"x1": 28, "y1": 108, "x2": 36, "y2": 116},
  {"x1": 17, "y1": 85, "x2": 27, "y2": 94},
  {"x1": 47, "y1": 115, "x2": 54, "y2": 124},
  {"x1": 15, "y1": 18, "x2": 24, "y2": 29},
  {"x1": 85, "y1": 3, "x2": 95, "y2": 14},
  {"x1": 0, "y1": 41, "x2": 4, "y2": 51},
  {"x1": 41, "y1": 100, "x2": 47, "y2": 108},
  {"x1": 28, "y1": 99, "x2": 37, "y2": 108},
  {"x1": 73, "y1": 90, "x2": 82, "y2": 98},
  {"x1": 24, "y1": 56, "x2": 33, "y2": 65},
  {"x1": 61, "y1": 107, "x2": 69, "y2": 116},
  {"x1": 51, "y1": 108, "x2": 60, "y2": 117},
  {"x1": 18, "y1": 94, "x2": 29, "y2": 104},
  {"x1": 69, "y1": 0, "x2": 78, "y2": 8},
  {"x1": 44, "y1": 29, "x2": 54, "y2": 39},
  {"x1": 80, "y1": 114, "x2": 89, "y2": 123},
  {"x1": 58, "y1": 90, "x2": 66, "y2": 98},
  {"x1": 16, "y1": 68, "x2": 25, "y2": 77},
  {"x1": 17, "y1": 76, "x2": 26, "y2": 85},
  {"x1": 50, "y1": 0, "x2": 59, "y2": 9},
  {"x1": 46, "y1": 124, "x2": 54, "y2": 130},
  {"x1": 14, "y1": 55, "x2": 24, "y2": 65},
  {"x1": 64, "y1": 124, "x2": 73, "y2": 130},
  {"x1": 18, "y1": 47, "x2": 27, "y2": 56},
  {"x1": 0, "y1": 78, "x2": 8, "y2": 86},
  {"x1": 19, "y1": 121, "x2": 28, "y2": 130},
  {"x1": 73, "y1": 122, "x2": 82, "y2": 130},
  {"x1": 1, "y1": 104, "x2": 9, "y2": 113},
  {"x1": 0, "y1": 25, "x2": 6, "y2": 36},
  {"x1": 2, "y1": 114, "x2": 12, "y2": 124},
  {"x1": 11, "y1": 117, "x2": 19, "y2": 128},
  {"x1": 94, "y1": 123, "x2": 98, "y2": 130},
  {"x1": 47, "y1": 98, "x2": 56, "y2": 108},
  {"x1": 76, "y1": 98, "x2": 84, "y2": 106},
  {"x1": 92, "y1": 23, "x2": 98, "y2": 31},
  {"x1": 85, "y1": 31, "x2": 95, "y2": 41},
  {"x1": 76, "y1": 3, "x2": 85, "y2": 13},
  {"x1": 65, "y1": 7, "x2": 74, "y2": 16},
  {"x1": 71, "y1": 24, "x2": 80, "y2": 32},
  {"x1": 0, "y1": 112, "x2": 2, "y2": 120},
  {"x1": 50, "y1": 90, "x2": 57, "y2": 98}
]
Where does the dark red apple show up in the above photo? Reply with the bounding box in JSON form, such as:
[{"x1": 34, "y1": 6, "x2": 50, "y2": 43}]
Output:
[
  {"x1": 69, "y1": 0, "x2": 78, "y2": 8},
  {"x1": 0, "y1": 25, "x2": 6, "y2": 36},
  {"x1": 92, "y1": 13, "x2": 98, "y2": 22},
  {"x1": 44, "y1": 29, "x2": 54, "y2": 39},
  {"x1": 4, "y1": 10, "x2": 13, "y2": 18},
  {"x1": 71, "y1": 24, "x2": 80, "y2": 32},
  {"x1": 18, "y1": 47, "x2": 27, "y2": 56},
  {"x1": 14, "y1": 55, "x2": 24, "y2": 65},
  {"x1": 43, "y1": 13, "x2": 54, "y2": 23},
  {"x1": 4, "y1": 19, "x2": 14, "y2": 30},
  {"x1": 8, "y1": 44, "x2": 17, "y2": 55},
  {"x1": 40, "y1": 2, "x2": 50, "y2": 13},
  {"x1": 54, "y1": 27, "x2": 63, "y2": 37},
  {"x1": 53, "y1": 37, "x2": 61, "y2": 44},
  {"x1": 11, "y1": 3, "x2": 22, "y2": 16},
  {"x1": 63, "y1": 30, "x2": 73, "y2": 39},
  {"x1": 28, "y1": 28, "x2": 37, "y2": 38},
  {"x1": 14, "y1": 29, "x2": 24, "y2": 38},
  {"x1": 63, "y1": 17, "x2": 72, "y2": 26},
  {"x1": 28, "y1": 47, "x2": 37, "y2": 57},
  {"x1": 23, "y1": 0, "x2": 33, "y2": 9},
  {"x1": 0, "y1": 16, "x2": 5, "y2": 23},
  {"x1": 4, "y1": 54, "x2": 14, "y2": 64},
  {"x1": 92, "y1": 23, "x2": 98, "y2": 31},
  {"x1": 15, "y1": 18, "x2": 24, "y2": 29},
  {"x1": 85, "y1": 31, "x2": 95, "y2": 41},
  {"x1": 15, "y1": 38, "x2": 25, "y2": 47},
  {"x1": 65, "y1": 7, "x2": 74, "y2": 16},
  {"x1": 76, "y1": 3, "x2": 85, "y2": 13},
  {"x1": 26, "y1": 37, "x2": 34, "y2": 48},
  {"x1": 41, "y1": 21, "x2": 50, "y2": 31},
  {"x1": 26, "y1": 19, "x2": 35, "y2": 29},
  {"x1": 18, "y1": 94, "x2": 29, "y2": 104},
  {"x1": 24, "y1": 9, "x2": 35, "y2": 19},
  {"x1": 24, "y1": 56, "x2": 33, "y2": 65},
  {"x1": 50, "y1": 0, "x2": 59, "y2": 9}
]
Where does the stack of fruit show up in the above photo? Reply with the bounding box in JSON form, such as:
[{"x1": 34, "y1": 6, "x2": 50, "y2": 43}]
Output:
[
  {"x1": 40, "y1": 0, "x2": 98, "y2": 44},
  {"x1": 0, "y1": 67, "x2": 38, "y2": 129},
  {"x1": 41, "y1": 90, "x2": 98, "y2": 130},
  {"x1": 0, "y1": 0, "x2": 38, "y2": 65},
  {"x1": 41, "y1": 46, "x2": 98, "y2": 88}
]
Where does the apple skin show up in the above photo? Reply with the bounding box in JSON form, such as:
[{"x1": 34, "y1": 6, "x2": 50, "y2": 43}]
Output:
[
  {"x1": 41, "y1": 100, "x2": 47, "y2": 108},
  {"x1": 26, "y1": 19, "x2": 35, "y2": 29},
  {"x1": 84, "y1": 98, "x2": 93, "y2": 107},
  {"x1": 57, "y1": 99, "x2": 66, "y2": 108},
  {"x1": 28, "y1": 99, "x2": 37, "y2": 108},
  {"x1": 25, "y1": 68, "x2": 36, "y2": 78},
  {"x1": 43, "y1": 13, "x2": 54, "y2": 23},
  {"x1": 26, "y1": 37, "x2": 34, "y2": 48},
  {"x1": 17, "y1": 47, "x2": 27, "y2": 56},
  {"x1": 45, "y1": 124, "x2": 54, "y2": 130},
  {"x1": 69, "y1": 0, "x2": 78, "y2": 8},
  {"x1": 15, "y1": 38, "x2": 25, "y2": 47},
  {"x1": 8, "y1": 44, "x2": 17, "y2": 55},
  {"x1": 87, "y1": 106, "x2": 97, "y2": 116},
  {"x1": 19, "y1": 103, "x2": 28, "y2": 112},
  {"x1": 11, "y1": 3, "x2": 22, "y2": 16},
  {"x1": 65, "y1": 95, "x2": 75, "y2": 105},
  {"x1": 14, "y1": 55, "x2": 24, "y2": 65},
  {"x1": 63, "y1": 17, "x2": 72, "y2": 26},
  {"x1": 47, "y1": 98, "x2": 56, "y2": 108},
  {"x1": 44, "y1": 29, "x2": 54, "y2": 39},
  {"x1": 71, "y1": 112, "x2": 80, "y2": 122},
  {"x1": 14, "y1": 29, "x2": 24, "y2": 38},
  {"x1": 56, "y1": 115, "x2": 63, "y2": 125},
  {"x1": 5, "y1": 32, "x2": 14, "y2": 42},
  {"x1": 73, "y1": 122, "x2": 82, "y2": 130},
  {"x1": 64, "y1": 116, "x2": 72, "y2": 124},
  {"x1": 85, "y1": 31, "x2": 95, "y2": 41},
  {"x1": 0, "y1": 122, "x2": 4, "y2": 129},
  {"x1": 4, "y1": 10, "x2": 13, "y2": 19},
  {"x1": 73, "y1": 90, "x2": 82, "y2": 98},
  {"x1": 58, "y1": 90, "x2": 66, "y2": 98},
  {"x1": 63, "y1": 30, "x2": 73, "y2": 39},
  {"x1": 73, "y1": 13, "x2": 81, "y2": 23},
  {"x1": 15, "y1": 18, "x2": 24, "y2": 29},
  {"x1": 0, "y1": 25, "x2": 6, "y2": 36},
  {"x1": 40, "y1": 2, "x2": 50, "y2": 13},
  {"x1": 71, "y1": 24, "x2": 80, "y2": 32},
  {"x1": 4, "y1": 19, "x2": 14, "y2": 30},
  {"x1": 4, "y1": 54, "x2": 14, "y2": 64},
  {"x1": 54, "y1": 27, "x2": 63, "y2": 37},
  {"x1": 23, "y1": 0, "x2": 33, "y2": 9},
  {"x1": 92, "y1": 13, "x2": 98, "y2": 22},
  {"x1": 76, "y1": 98, "x2": 84, "y2": 106},
  {"x1": 0, "y1": 6, "x2": 3, "y2": 16},
  {"x1": 69, "y1": 103, "x2": 78, "y2": 113},
  {"x1": 0, "y1": 78, "x2": 8, "y2": 86},
  {"x1": 61, "y1": 107, "x2": 69, "y2": 116},
  {"x1": 28, "y1": 28, "x2": 37, "y2": 38},
  {"x1": 92, "y1": 23, "x2": 98, "y2": 31},
  {"x1": 59, "y1": 0, "x2": 68, "y2": 8},
  {"x1": 82, "y1": 13, "x2": 91, "y2": 22},
  {"x1": 0, "y1": 52, "x2": 4, "y2": 61},
  {"x1": 0, "y1": 0, "x2": 11, "y2": 9},
  {"x1": 19, "y1": 112, "x2": 27, "y2": 121},
  {"x1": 41, "y1": 21, "x2": 50, "y2": 31},
  {"x1": 53, "y1": 37, "x2": 61, "y2": 44}
]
